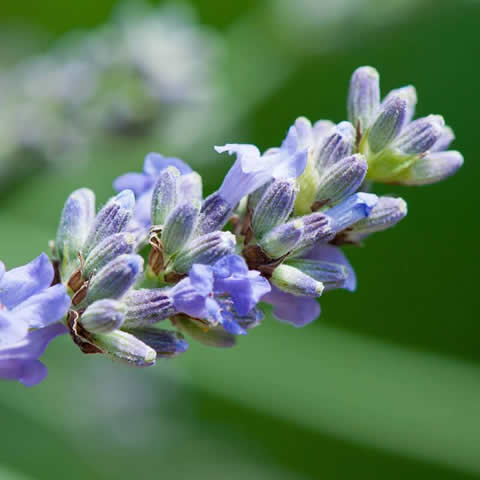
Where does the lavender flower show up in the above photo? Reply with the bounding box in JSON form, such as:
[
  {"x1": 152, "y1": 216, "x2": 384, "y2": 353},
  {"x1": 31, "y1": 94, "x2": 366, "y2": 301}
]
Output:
[
  {"x1": 0, "y1": 254, "x2": 71, "y2": 385},
  {"x1": 172, "y1": 255, "x2": 270, "y2": 335},
  {"x1": 0, "y1": 66, "x2": 465, "y2": 385}
]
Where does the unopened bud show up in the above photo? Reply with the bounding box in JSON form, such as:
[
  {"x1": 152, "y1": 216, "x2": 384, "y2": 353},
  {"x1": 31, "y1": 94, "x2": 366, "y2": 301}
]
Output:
[
  {"x1": 83, "y1": 190, "x2": 135, "y2": 256},
  {"x1": 83, "y1": 232, "x2": 136, "y2": 278},
  {"x1": 313, "y1": 121, "x2": 356, "y2": 170},
  {"x1": 93, "y1": 330, "x2": 156, "y2": 366},
  {"x1": 196, "y1": 192, "x2": 233, "y2": 236},
  {"x1": 151, "y1": 166, "x2": 180, "y2": 226},
  {"x1": 315, "y1": 154, "x2": 367, "y2": 207},
  {"x1": 393, "y1": 115, "x2": 445, "y2": 154},
  {"x1": 399, "y1": 151, "x2": 463, "y2": 186},
  {"x1": 259, "y1": 220, "x2": 303, "y2": 259},
  {"x1": 172, "y1": 231, "x2": 236, "y2": 273},
  {"x1": 178, "y1": 171, "x2": 203, "y2": 204},
  {"x1": 80, "y1": 299, "x2": 126, "y2": 334},
  {"x1": 85, "y1": 254, "x2": 143, "y2": 306},
  {"x1": 162, "y1": 202, "x2": 199, "y2": 256},
  {"x1": 252, "y1": 179, "x2": 298, "y2": 238},
  {"x1": 125, "y1": 327, "x2": 188, "y2": 358},
  {"x1": 285, "y1": 258, "x2": 349, "y2": 290},
  {"x1": 122, "y1": 288, "x2": 175, "y2": 328},
  {"x1": 368, "y1": 95, "x2": 406, "y2": 153},
  {"x1": 55, "y1": 188, "x2": 95, "y2": 270},
  {"x1": 348, "y1": 66, "x2": 380, "y2": 132},
  {"x1": 271, "y1": 264, "x2": 324, "y2": 297}
]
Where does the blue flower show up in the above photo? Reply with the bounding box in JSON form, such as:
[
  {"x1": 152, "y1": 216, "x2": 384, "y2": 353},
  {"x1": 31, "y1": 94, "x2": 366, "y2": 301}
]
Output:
[
  {"x1": 262, "y1": 245, "x2": 355, "y2": 327},
  {"x1": 214, "y1": 119, "x2": 309, "y2": 209},
  {"x1": 113, "y1": 152, "x2": 195, "y2": 231},
  {"x1": 172, "y1": 255, "x2": 270, "y2": 335},
  {"x1": 0, "y1": 253, "x2": 71, "y2": 386}
]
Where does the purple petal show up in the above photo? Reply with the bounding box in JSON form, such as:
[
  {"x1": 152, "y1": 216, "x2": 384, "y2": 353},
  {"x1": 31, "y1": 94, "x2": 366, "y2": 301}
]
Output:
[
  {"x1": 188, "y1": 264, "x2": 214, "y2": 295},
  {"x1": 0, "y1": 323, "x2": 67, "y2": 386},
  {"x1": 0, "y1": 322, "x2": 67, "y2": 361},
  {"x1": 171, "y1": 267, "x2": 216, "y2": 322},
  {"x1": 216, "y1": 272, "x2": 270, "y2": 316},
  {"x1": 262, "y1": 285, "x2": 321, "y2": 327},
  {"x1": 113, "y1": 173, "x2": 153, "y2": 197},
  {"x1": 302, "y1": 244, "x2": 357, "y2": 292},
  {"x1": 143, "y1": 152, "x2": 192, "y2": 176},
  {"x1": 0, "y1": 359, "x2": 48, "y2": 387},
  {"x1": 0, "y1": 310, "x2": 29, "y2": 344},
  {"x1": 13, "y1": 284, "x2": 71, "y2": 329},
  {"x1": 221, "y1": 311, "x2": 247, "y2": 335},
  {"x1": 212, "y1": 254, "x2": 248, "y2": 278},
  {"x1": 0, "y1": 253, "x2": 54, "y2": 309}
]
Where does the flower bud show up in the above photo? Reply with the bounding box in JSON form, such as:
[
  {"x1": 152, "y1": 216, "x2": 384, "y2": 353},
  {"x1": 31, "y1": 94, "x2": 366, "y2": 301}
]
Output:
[
  {"x1": 400, "y1": 151, "x2": 463, "y2": 186},
  {"x1": 312, "y1": 120, "x2": 335, "y2": 144},
  {"x1": 79, "y1": 299, "x2": 126, "y2": 334},
  {"x1": 325, "y1": 193, "x2": 378, "y2": 234},
  {"x1": 393, "y1": 115, "x2": 445, "y2": 154},
  {"x1": 259, "y1": 220, "x2": 303, "y2": 259},
  {"x1": 383, "y1": 86, "x2": 417, "y2": 124},
  {"x1": 55, "y1": 188, "x2": 95, "y2": 267},
  {"x1": 345, "y1": 196, "x2": 407, "y2": 242},
  {"x1": 313, "y1": 121, "x2": 356, "y2": 170},
  {"x1": 285, "y1": 258, "x2": 349, "y2": 290},
  {"x1": 271, "y1": 264, "x2": 324, "y2": 297},
  {"x1": 196, "y1": 192, "x2": 233, "y2": 236},
  {"x1": 172, "y1": 315, "x2": 236, "y2": 348},
  {"x1": 290, "y1": 213, "x2": 333, "y2": 256},
  {"x1": 348, "y1": 66, "x2": 380, "y2": 131},
  {"x1": 151, "y1": 166, "x2": 180, "y2": 226},
  {"x1": 83, "y1": 190, "x2": 135, "y2": 257},
  {"x1": 125, "y1": 327, "x2": 188, "y2": 358},
  {"x1": 162, "y1": 202, "x2": 199, "y2": 256},
  {"x1": 172, "y1": 231, "x2": 236, "y2": 273},
  {"x1": 93, "y1": 330, "x2": 156, "y2": 366},
  {"x1": 252, "y1": 179, "x2": 298, "y2": 238},
  {"x1": 122, "y1": 289, "x2": 175, "y2": 328},
  {"x1": 368, "y1": 95, "x2": 406, "y2": 153},
  {"x1": 85, "y1": 254, "x2": 143, "y2": 305},
  {"x1": 315, "y1": 154, "x2": 367, "y2": 207},
  {"x1": 432, "y1": 126, "x2": 455, "y2": 152},
  {"x1": 178, "y1": 171, "x2": 203, "y2": 203},
  {"x1": 83, "y1": 232, "x2": 136, "y2": 278},
  {"x1": 248, "y1": 181, "x2": 273, "y2": 211}
]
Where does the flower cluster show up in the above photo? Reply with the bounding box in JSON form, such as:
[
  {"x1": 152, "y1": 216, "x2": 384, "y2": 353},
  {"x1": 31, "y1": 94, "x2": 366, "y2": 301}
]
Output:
[{"x1": 0, "y1": 66, "x2": 463, "y2": 386}]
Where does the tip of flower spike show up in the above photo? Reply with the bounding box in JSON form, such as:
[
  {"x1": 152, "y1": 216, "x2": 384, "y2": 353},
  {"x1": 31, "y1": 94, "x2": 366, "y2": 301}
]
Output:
[{"x1": 114, "y1": 189, "x2": 135, "y2": 209}]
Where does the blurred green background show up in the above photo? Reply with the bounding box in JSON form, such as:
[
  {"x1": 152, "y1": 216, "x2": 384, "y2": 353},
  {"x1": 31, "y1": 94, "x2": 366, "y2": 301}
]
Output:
[{"x1": 0, "y1": 0, "x2": 479, "y2": 479}]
